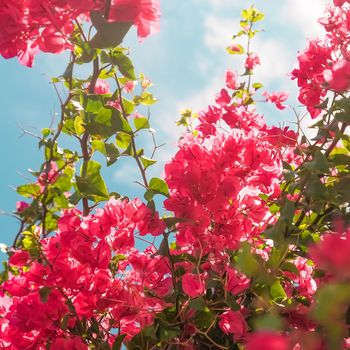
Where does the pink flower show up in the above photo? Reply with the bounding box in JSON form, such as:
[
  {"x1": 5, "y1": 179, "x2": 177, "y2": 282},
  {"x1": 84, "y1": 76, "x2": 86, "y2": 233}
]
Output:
[
  {"x1": 215, "y1": 89, "x2": 231, "y2": 107},
  {"x1": 124, "y1": 80, "x2": 136, "y2": 93},
  {"x1": 218, "y1": 310, "x2": 247, "y2": 340},
  {"x1": 263, "y1": 91, "x2": 288, "y2": 110},
  {"x1": 334, "y1": 0, "x2": 348, "y2": 5},
  {"x1": 109, "y1": 0, "x2": 161, "y2": 40},
  {"x1": 51, "y1": 336, "x2": 88, "y2": 350},
  {"x1": 310, "y1": 229, "x2": 350, "y2": 278},
  {"x1": 225, "y1": 268, "x2": 250, "y2": 295},
  {"x1": 92, "y1": 79, "x2": 111, "y2": 94},
  {"x1": 226, "y1": 70, "x2": 239, "y2": 90},
  {"x1": 182, "y1": 273, "x2": 205, "y2": 298},
  {"x1": 245, "y1": 53, "x2": 261, "y2": 70},
  {"x1": 9, "y1": 250, "x2": 30, "y2": 267},
  {"x1": 323, "y1": 59, "x2": 350, "y2": 92},
  {"x1": 16, "y1": 201, "x2": 29, "y2": 213},
  {"x1": 246, "y1": 332, "x2": 289, "y2": 350}
]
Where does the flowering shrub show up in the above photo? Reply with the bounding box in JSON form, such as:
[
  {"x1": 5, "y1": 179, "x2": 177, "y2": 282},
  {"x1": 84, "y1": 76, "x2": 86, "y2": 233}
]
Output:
[{"x1": 1, "y1": 0, "x2": 350, "y2": 349}]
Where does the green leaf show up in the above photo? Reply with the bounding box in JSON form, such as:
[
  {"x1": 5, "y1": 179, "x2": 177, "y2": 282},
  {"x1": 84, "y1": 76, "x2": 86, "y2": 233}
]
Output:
[
  {"x1": 193, "y1": 310, "x2": 216, "y2": 329},
  {"x1": 39, "y1": 287, "x2": 52, "y2": 303},
  {"x1": 253, "y1": 82, "x2": 263, "y2": 90},
  {"x1": 137, "y1": 92, "x2": 157, "y2": 106},
  {"x1": 305, "y1": 151, "x2": 330, "y2": 174},
  {"x1": 116, "y1": 132, "x2": 132, "y2": 149},
  {"x1": 92, "y1": 140, "x2": 120, "y2": 166},
  {"x1": 76, "y1": 160, "x2": 109, "y2": 202},
  {"x1": 236, "y1": 242, "x2": 260, "y2": 277},
  {"x1": 22, "y1": 231, "x2": 37, "y2": 251},
  {"x1": 121, "y1": 97, "x2": 135, "y2": 114},
  {"x1": 74, "y1": 115, "x2": 85, "y2": 136},
  {"x1": 75, "y1": 41, "x2": 95, "y2": 64},
  {"x1": 134, "y1": 117, "x2": 150, "y2": 130},
  {"x1": 17, "y1": 184, "x2": 41, "y2": 198},
  {"x1": 280, "y1": 199, "x2": 295, "y2": 223},
  {"x1": 254, "y1": 313, "x2": 284, "y2": 331},
  {"x1": 149, "y1": 177, "x2": 169, "y2": 195},
  {"x1": 280, "y1": 261, "x2": 299, "y2": 274},
  {"x1": 83, "y1": 95, "x2": 131, "y2": 137},
  {"x1": 112, "y1": 334, "x2": 126, "y2": 350},
  {"x1": 140, "y1": 156, "x2": 156, "y2": 169},
  {"x1": 144, "y1": 177, "x2": 169, "y2": 201},
  {"x1": 270, "y1": 280, "x2": 287, "y2": 302},
  {"x1": 42, "y1": 128, "x2": 51, "y2": 138},
  {"x1": 242, "y1": 6, "x2": 265, "y2": 23},
  {"x1": 90, "y1": 11, "x2": 132, "y2": 49},
  {"x1": 189, "y1": 297, "x2": 207, "y2": 311},
  {"x1": 305, "y1": 175, "x2": 328, "y2": 200},
  {"x1": 111, "y1": 49, "x2": 136, "y2": 80}
]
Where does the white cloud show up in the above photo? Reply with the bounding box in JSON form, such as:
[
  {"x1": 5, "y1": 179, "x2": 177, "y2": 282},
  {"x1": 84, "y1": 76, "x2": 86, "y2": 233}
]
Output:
[
  {"x1": 279, "y1": 0, "x2": 328, "y2": 39},
  {"x1": 253, "y1": 37, "x2": 293, "y2": 85},
  {"x1": 203, "y1": 15, "x2": 240, "y2": 52}
]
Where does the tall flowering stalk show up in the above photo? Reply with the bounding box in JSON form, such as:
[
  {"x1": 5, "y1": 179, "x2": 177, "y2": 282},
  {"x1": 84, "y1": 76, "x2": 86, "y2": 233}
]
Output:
[{"x1": 0, "y1": 1, "x2": 350, "y2": 349}]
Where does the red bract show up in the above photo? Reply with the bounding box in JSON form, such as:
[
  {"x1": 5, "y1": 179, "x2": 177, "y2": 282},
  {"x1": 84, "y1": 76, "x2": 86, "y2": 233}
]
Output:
[
  {"x1": 218, "y1": 310, "x2": 248, "y2": 340},
  {"x1": 182, "y1": 273, "x2": 205, "y2": 298},
  {"x1": 310, "y1": 229, "x2": 350, "y2": 279},
  {"x1": 226, "y1": 69, "x2": 239, "y2": 90},
  {"x1": 263, "y1": 91, "x2": 288, "y2": 110},
  {"x1": 245, "y1": 53, "x2": 260, "y2": 71},
  {"x1": 0, "y1": 197, "x2": 168, "y2": 348},
  {"x1": 246, "y1": 332, "x2": 289, "y2": 350},
  {"x1": 91, "y1": 79, "x2": 111, "y2": 94},
  {"x1": 0, "y1": 0, "x2": 160, "y2": 66},
  {"x1": 291, "y1": 2, "x2": 350, "y2": 116},
  {"x1": 323, "y1": 59, "x2": 350, "y2": 92},
  {"x1": 164, "y1": 74, "x2": 299, "y2": 261},
  {"x1": 109, "y1": 0, "x2": 160, "y2": 39}
]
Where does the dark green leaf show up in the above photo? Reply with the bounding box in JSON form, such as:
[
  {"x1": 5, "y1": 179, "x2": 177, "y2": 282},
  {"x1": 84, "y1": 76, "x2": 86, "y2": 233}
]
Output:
[
  {"x1": 90, "y1": 11, "x2": 132, "y2": 49},
  {"x1": 270, "y1": 280, "x2": 287, "y2": 302},
  {"x1": 111, "y1": 49, "x2": 136, "y2": 80},
  {"x1": 112, "y1": 334, "x2": 126, "y2": 350},
  {"x1": 76, "y1": 160, "x2": 109, "y2": 202},
  {"x1": 39, "y1": 287, "x2": 52, "y2": 303}
]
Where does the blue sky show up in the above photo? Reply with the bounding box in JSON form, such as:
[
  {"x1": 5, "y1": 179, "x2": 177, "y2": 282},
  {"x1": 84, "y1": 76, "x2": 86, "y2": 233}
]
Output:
[{"x1": 0, "y1": 0, "x2": 328, "y2": 256}]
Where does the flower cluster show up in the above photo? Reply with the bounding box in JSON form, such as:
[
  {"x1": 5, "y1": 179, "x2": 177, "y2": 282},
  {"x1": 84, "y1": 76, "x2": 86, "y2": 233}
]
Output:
[
  {"x1": 291, "y1": 1, "x2": 350, "y2": 117},
  {"x1": 0, "y1": 0, "x2": 160, "y2": 67},
  {"x1": 1, "y1": 1, "x2": 350, "y2": 349},
  {"x1": 0, "y1": 198, "x2": 168, "y2": 349}
]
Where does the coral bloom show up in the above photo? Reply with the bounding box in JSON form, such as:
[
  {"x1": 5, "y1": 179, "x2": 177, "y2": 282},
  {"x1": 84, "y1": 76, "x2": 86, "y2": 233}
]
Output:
[
  {"x1": 246, "y1": 332, "x2": 289, "y2": 350},
  {"x1": 182, "y1": 273, "x2": 205, "y2": 298},
  {"x1": 218, "y1": 310, "x2": 247, "y2": 340},
  {"x1": 323, "y1": 59, "x2": 350, "y2": 92}
]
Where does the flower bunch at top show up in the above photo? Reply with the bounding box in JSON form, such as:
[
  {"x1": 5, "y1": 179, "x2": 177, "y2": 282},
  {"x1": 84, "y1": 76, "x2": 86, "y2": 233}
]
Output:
[
  {"x1": 0, "y1": 0, "x2": 160, "y2": 67},
  {"x1": 291, "y1": 1, "x2": 350, "y2": 118}
]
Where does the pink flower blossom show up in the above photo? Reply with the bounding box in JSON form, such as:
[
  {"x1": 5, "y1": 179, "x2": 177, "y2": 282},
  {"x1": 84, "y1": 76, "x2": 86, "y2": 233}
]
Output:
[
  {"x1": 218, "y1": 310, "x2": 247, "y2": 340},
  {"x1": 16, "y1": 201, "x2": 29, "y2": 213},
  {"x1": 245, "y1": 53, "x2": 260, "y2": 70},
  {"x1": 263, "y1": 91, "x2": 288, "y2": 110},
  {"x1": 92, "y1": 79, "x2": 111, "y2": 94},
  {"x1": 109, "y1": 0, "x2": 160, "y2": 40},
  {"x1": 225, "y1": 268, "x2": 250, "y2": 295},
  {"x1": 323, "y1": 59, "x2": 350, "y2": 92},
  {"x1": 182, "y1": 273, "x2": 205, "y2": 298},
  {"x1": 226, "y1": 70, "x2": 239, "y2": 90},
  {"x1": 247, "y1": 332, "x2": 289, "y2": 350},
  {"x1": 310, "y1": 229, "x2": 350, "y2": 278}
]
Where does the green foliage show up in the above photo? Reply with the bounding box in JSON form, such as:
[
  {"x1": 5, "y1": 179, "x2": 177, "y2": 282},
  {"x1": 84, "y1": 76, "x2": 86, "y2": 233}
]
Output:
[{"x1": 76, "y1": 160, "x2": 109, "y2": 202}]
